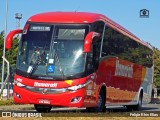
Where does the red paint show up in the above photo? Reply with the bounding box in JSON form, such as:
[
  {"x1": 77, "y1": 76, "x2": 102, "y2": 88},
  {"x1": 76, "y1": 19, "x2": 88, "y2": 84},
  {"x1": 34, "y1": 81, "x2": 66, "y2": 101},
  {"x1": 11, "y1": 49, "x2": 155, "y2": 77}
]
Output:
[
  {"x1": 84, "y1": 32, "x2": 100, "y2": 52},
  {"x1": 28, "y1": 12, "x2": 149, "y2": 48},
  {"x1": 28, "y1": 12, "x2": 104, "y2": 24},
  {"x1": 6, "y1": 29, "x2": 22, "y2": 49},
  {"x1": 9, "y1": 12, "x2": 151, "y2": 108},
  {"x1": 14, "y1": 85, "x2": 85, "y2": 107},
  {"x1": 14, "y1": 57, "x2": 145, "y2": 106},
  {"x1": 14, "y1": 74, "x2": 87, "y2": 88}
]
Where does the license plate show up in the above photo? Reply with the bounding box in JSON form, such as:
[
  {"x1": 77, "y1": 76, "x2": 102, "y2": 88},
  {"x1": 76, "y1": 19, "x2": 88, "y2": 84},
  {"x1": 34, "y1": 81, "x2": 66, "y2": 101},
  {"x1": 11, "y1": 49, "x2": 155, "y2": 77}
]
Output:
[{"x1": 38, "y1": 99, "x2": 50, "y2": 104}]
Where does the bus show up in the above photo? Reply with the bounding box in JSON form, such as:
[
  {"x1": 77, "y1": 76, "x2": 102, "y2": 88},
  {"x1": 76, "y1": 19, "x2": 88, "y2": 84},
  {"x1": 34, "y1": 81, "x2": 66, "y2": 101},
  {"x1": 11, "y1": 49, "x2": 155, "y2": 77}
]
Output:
[{"x1": 6, "y1": 12, "x2": 153, "y2": 112}]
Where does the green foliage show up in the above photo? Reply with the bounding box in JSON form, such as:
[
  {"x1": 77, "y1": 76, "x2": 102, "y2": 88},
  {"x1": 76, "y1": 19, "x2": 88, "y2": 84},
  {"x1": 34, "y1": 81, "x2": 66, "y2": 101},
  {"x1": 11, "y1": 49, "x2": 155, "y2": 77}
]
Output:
[
  {"x1": 0, "y1": 31, "x2": 5, "y2": 65},
  {"x1": 5, "y1": 36, "x2": 19, "y2": 66},
  {"x1": 153, "y1": 47, "x2": 160, "y2": 87},
  {"x1": 0, "y1": 98, "x2": 14, "y2": 106},
  {"x1": 0, "y1": 31, "x2": 5, "y2": 81},
  {"x1": 0, "y1": 31, "x2": 19, "y2": 82}
]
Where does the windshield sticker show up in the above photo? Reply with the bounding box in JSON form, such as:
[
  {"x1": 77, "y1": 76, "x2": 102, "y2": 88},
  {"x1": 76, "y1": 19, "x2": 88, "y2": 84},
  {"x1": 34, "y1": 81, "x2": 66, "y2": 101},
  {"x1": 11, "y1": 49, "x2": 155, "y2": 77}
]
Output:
[
  {"x1": 48, "y1": 65, "x2": 55, "y2": 73},
  {"x1": 30, "y1": 26, "x2": 51, "y2": 31},
  {"x1": 49, "y1": 59, "x2": 54, "y2": 64},
  {"x1": 27, "y1": 66, "x2": 33, "y2": 73}
]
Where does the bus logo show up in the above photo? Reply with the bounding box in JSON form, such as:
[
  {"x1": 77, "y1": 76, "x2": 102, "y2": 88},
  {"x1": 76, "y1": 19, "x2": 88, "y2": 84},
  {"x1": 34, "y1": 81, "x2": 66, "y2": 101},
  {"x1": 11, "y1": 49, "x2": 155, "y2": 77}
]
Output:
[
  {"x1": 42, "y1": 88, "x2": 48, "y2": 94},
  {"x1": 115, "y1": 60, "x2": 133, "y2": 78},
  {"x1": 34, "y1": 82, "x2": 57, "y2": 88}
]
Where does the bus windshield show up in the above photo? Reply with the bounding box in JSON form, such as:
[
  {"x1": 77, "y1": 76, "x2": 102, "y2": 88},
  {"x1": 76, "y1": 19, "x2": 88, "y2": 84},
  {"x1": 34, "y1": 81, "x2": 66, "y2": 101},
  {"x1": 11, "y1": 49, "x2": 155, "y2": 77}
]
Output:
[{"x1": 17, "y1": 24, "x2": 89, "y2": 80}]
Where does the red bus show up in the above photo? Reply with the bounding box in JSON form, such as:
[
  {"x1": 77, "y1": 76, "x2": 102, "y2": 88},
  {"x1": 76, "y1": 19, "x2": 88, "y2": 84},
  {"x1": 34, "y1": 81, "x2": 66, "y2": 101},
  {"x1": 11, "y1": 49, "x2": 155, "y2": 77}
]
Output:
[{"x1": 6, "y1": 12, "x2": 153, "y2": 112}]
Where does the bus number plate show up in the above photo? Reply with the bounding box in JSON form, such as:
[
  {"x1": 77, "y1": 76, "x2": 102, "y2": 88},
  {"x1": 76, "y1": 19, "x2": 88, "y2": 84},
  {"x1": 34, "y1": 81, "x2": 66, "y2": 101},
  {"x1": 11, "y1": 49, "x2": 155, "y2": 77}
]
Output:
[{"x1": 38, "y1": 99, "x2": 50, "y2": 104}]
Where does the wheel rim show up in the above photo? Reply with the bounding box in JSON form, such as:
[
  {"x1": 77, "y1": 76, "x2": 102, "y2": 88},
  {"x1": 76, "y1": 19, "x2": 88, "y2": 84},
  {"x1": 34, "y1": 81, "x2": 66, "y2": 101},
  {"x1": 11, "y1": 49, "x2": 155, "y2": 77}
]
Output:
[
  {"x1": 138, "y1": 96, "x2": 142, "y2": 106},
  {"x1": 98, "y1": 94, "x2": 102, "y2": 108}
]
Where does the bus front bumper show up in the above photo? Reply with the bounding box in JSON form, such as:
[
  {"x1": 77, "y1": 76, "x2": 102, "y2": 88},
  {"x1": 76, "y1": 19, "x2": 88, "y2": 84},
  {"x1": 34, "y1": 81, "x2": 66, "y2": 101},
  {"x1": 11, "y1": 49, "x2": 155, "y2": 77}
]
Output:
[{"x1": 13, "y1": 85, "x2": 85, "y2": 107}]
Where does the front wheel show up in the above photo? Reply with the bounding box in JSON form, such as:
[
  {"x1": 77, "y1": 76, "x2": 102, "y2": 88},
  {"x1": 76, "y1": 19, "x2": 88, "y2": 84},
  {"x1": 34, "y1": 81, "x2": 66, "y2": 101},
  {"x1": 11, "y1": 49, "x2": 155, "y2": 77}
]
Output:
[
  {"x1": 86, "y1": 90, "x2": 106, "y2": 112},
  {"x1": 34, "y1": 104, "x2": 52, "y2": 113}
]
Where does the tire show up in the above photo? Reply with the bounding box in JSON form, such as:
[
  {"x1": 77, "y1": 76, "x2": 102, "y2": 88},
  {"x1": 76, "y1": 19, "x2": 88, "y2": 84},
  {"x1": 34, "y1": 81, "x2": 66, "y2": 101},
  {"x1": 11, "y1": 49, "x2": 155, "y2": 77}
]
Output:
[
  {"x1": 126, "y1": 92, "x2": 143, "y2": 111},
  {"x1": 96, "y1": 90, "x2": 106, "y2": 112},
  {"x1": 86, "y1": 107, "x2": 93, "y2": 112},
  {"x1": 134, "y1": 93, "x2": 143, "y2": 110},
  {"x1": 34, "y1": 104, "x2": 52, "y2": 113},
  {"x1": 86, "y1": 90, "x2": 106, "y2": 112}
]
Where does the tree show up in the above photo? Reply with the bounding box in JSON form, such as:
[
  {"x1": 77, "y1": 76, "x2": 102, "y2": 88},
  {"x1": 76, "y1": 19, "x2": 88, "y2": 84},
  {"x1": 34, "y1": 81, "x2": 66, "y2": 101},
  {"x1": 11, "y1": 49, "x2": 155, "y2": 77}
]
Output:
[
  {"x1": 5, "y1": 37, "x2": 19, "y2": 66},
  {"x1": 0, "y1": 31, "x2": 5, "y2": 65},
  {"x1": 0, "y1": 31, "x2": 5, "y2": 82},
  {"x1": 0, "y1": 31, "x2": 19, "y2": 82},
  {"x1": 153, "y1": 47, "x2": 160, "y2": 87}
]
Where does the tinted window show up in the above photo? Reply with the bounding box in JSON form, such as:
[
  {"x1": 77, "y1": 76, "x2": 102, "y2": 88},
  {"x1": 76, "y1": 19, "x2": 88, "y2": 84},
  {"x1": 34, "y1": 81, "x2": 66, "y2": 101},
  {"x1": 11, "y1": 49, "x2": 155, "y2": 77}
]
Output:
[{"x1": 102, "y1": 26, "x2": 153, "y2": 68}]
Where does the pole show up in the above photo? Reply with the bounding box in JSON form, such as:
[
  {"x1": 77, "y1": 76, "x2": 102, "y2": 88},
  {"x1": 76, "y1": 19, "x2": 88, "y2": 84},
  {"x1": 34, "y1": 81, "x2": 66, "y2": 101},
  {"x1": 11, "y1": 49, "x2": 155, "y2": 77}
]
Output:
[
  {"x1": 0, "y1": 56, "x2": 10, "y2": 100},
  {"x1": 1, "y1": 0, "x2": 8, "y2": 98}
]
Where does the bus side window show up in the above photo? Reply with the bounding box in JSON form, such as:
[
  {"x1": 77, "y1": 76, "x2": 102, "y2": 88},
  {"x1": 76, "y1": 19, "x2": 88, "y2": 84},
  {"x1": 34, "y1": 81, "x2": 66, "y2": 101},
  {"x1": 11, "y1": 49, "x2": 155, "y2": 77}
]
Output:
[
  {"x1": 101, "y1": 26, "x2": 111, "y2": 57},
  {"x1": 92, "y1": 21, "x2": 105, "y2": 34},
  {"x1": 86, "y1": 37, "x2": 101, "y2": 72},
  {"x1": 92, "y1": 37, "x2": 101, "y2": 69},
  {"x1": 87, "y1": 20, "x2": 104, "y2": 72}
]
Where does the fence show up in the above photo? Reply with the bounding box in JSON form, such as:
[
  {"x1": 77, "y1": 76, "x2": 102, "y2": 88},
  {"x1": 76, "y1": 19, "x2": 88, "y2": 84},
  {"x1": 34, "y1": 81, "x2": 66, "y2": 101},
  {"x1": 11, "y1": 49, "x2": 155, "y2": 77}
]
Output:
[{"x1": 0, "y1": 56, "x2": 14, "y2": 100}]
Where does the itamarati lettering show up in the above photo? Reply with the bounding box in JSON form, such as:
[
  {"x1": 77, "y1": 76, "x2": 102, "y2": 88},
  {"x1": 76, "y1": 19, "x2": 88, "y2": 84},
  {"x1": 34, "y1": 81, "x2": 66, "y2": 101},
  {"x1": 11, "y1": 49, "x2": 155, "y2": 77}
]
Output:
[
  {"x1": 34, "y1": 82, "x2": 57, "y2": 88},
  {"x1": 115, "y1": 60, "x2": 133, "y2": 78}
]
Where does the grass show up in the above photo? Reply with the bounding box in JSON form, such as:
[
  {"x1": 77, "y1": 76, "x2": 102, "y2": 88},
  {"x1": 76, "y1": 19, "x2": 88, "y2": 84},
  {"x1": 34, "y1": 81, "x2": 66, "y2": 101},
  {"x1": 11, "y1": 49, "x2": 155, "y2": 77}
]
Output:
[
  {"x1": 0, "y1": 98, "x2": 14, "y2": 106},
  {"x1": 0, "y1": 117, "x2": 159, "y2": 120},
  {"x1": 0, "y1": 99, "x2": 159, "y2": 120}
]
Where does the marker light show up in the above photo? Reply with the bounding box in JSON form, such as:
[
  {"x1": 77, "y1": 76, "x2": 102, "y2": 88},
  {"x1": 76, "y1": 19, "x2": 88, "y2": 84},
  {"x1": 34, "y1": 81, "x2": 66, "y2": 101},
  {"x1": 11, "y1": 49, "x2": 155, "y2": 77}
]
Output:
[
  {"x1": 71, "y1": 96, "x2": 81, "y2": 103},
  {"x1": 14, "y1": 80, "x2": 26, "y2": 87},
  {"x1": 15, "y1": 93, "x2": 21, "y2": 98},
  {"x1": 67, "y1": 80, "x2": 91, "y2": 91}
]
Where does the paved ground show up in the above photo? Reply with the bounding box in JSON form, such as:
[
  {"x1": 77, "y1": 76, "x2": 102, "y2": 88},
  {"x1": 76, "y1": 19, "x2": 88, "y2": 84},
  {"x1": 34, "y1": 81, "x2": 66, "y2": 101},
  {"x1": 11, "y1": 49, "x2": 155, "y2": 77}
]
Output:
[
  {"x1": 0, "y1": 103, "x2": 160, "y2": 112},
  {"x1": 0, "y1": 104, "x2": 159, "y2": 118}
]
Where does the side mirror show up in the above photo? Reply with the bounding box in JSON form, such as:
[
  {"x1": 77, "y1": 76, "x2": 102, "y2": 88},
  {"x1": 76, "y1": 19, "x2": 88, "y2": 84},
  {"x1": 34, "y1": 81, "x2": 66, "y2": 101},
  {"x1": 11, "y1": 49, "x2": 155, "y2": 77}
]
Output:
[
  {"x1": 84, "y1": 32, "x2": 100, "y2": 52},
  {"x1": 6, "y1": 29, "x2": 23, "y2": 49}
]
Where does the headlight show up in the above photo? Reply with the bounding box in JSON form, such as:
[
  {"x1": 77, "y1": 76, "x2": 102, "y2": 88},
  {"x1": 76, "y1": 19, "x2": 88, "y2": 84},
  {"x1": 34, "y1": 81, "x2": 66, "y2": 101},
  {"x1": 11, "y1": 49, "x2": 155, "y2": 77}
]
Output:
[
  {"x1": 14, "y1": 80, "x2": 26, "y2": 87},
  {"x1": 67, "y1": 85, "x2": 82, "y2": 91},
  {"x1": 67, "y1": 80, "x2": 91, "y2": 91}
]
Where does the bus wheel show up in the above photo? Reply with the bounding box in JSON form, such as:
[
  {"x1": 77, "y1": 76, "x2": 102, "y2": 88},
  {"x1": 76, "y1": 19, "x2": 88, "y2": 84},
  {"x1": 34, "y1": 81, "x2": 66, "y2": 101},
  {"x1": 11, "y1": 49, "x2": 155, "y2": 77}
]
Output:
[
  {"x1": 95, "y1": 90, "x2": 106, "y2": 112},
  {"x1": 86, "y1": 90, "x2": 106, "y2": 112},
  {"x1": 134, "y1": 93, "x2": 143, "y2": 110},
  {"x1": 126, "y1": 92, "x2": 143, "y2": 111},
  {"x1": 34, "y1": 104, "x2": 52, "y2": 113}
]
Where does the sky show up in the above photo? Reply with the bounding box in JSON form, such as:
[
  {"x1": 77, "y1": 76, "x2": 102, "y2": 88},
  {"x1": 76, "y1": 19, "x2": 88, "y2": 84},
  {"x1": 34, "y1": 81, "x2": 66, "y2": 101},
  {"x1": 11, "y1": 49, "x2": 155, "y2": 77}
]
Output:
[{"x1": 0, "y1": 0, "x2": 160, "y2": 49}]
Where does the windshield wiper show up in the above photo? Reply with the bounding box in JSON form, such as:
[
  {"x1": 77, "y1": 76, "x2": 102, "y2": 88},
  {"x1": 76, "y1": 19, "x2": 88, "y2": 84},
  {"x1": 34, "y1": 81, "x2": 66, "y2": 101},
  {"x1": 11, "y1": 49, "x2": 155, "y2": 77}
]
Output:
[
  {"x1": 27, "y1": 51, "x2": 45, "y2": 77},
  {"x1": 54, "y1": 51, "x2": 64, "y2": 79}
]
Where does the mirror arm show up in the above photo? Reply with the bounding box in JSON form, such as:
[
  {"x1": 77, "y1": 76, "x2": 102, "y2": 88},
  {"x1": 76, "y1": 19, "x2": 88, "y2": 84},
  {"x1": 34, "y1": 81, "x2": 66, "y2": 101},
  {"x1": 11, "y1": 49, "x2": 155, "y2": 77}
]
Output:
[
  {"x1": 6, "y1": 29, "x2": 23, "y2": 49},
  {"x1": 84, "y1": 32, "x2": 100, "y2": 52}
]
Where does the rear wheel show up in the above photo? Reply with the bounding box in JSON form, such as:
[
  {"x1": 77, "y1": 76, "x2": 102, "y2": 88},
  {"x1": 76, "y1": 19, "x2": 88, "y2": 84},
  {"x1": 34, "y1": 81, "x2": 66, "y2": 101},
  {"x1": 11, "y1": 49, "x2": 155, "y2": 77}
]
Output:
[
  {"x1": 135, "y1": 93, "x2": 143, "y2": 110},
  {"x1": 34, "y1": 104, "x2": 52, "y2": 113},
  {"x1": 126, "y1": 92, "x2": 143, "y2": 111}
]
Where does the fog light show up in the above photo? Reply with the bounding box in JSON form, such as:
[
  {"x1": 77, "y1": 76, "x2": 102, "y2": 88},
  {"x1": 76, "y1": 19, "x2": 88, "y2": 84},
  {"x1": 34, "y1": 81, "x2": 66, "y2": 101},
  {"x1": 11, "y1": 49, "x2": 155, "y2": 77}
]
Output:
[
  {"x1": 71, "y1": 97, "x2": 81, "y2": 103},
  {"x1": 15, "y1": 93, "x2": 21, "y2": 99}
]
